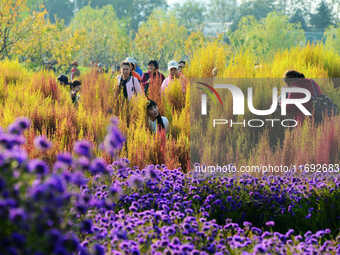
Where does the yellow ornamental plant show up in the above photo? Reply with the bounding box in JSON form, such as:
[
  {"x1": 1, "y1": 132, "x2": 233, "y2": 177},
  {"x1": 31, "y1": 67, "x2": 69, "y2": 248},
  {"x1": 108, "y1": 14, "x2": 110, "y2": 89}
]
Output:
[
  {"x1": 2, "y1": 39, "x2": 340, "y2": 170},
  {"x1": 223, "y1": 50, "x2": 257, "y2": 78},
  {"x1": 186, "y1": 40, "x2": 231, "y2": 78},
  {"x1": 184, "y1": 31, "x2": 207, "y2": 59},
  {"x1": 0, "y1": 59, "x2": 28, "y2": 86}
]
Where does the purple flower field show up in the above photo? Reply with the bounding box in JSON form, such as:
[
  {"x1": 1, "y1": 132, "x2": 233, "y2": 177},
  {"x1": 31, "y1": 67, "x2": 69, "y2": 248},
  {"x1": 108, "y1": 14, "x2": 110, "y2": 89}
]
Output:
[{"x1": 0, "y1": 118, "x2": 339, "y2": 255}]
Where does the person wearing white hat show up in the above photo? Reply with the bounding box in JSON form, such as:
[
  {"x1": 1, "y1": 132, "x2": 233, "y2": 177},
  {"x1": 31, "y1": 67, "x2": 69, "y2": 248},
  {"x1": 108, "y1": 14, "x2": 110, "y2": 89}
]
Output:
[
  {"x1": 124, "y1": 57, "x2": 142, "y2": 82},
  {"x1": 161, "y1": 60, "x2": 180, "y2": 93}
]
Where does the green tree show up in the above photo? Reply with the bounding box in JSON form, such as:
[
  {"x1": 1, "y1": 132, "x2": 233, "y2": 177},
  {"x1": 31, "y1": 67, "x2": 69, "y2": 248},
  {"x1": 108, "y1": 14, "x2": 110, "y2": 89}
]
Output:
[
  {"x1": 310, "y1": 1, "x2": 334, "y2": 32},
  {"x1": 208, "y1": 0, "x2": 236, "y2": 24},
  {"x1": 46, "y1": 0, "x2": 73, "y2": 24},
  {"x1": 325, "y1": 25, "x2": 340, "y2": 54},
  {"x1": 27, "y1": 0, "x2": 74, "y2": 24},
  {"x1": 171, "y1": 0, "x2": 206, "y2": 31},
  {"x1": 229, "y1": 12, "x2": 305, "y2": 60},
  {"x1": 290, "y1": 8, "x2": 308, "y2": 31},
  {"x1": 78, "y1": 0, "x2": 167, "y2": 33},
  {"x1": 133, "y1": 10, "x2": 188, "y2": 70},
  {"x1": 26, "y1": 0, "x2": 44, "y2": 10},
  {"x1": 70, "y1": 5, "x2": 128, "y2": 65},
  {"x1": 0, "y1": 0, "x2": 39, "y2": 60},
  {"x1": 230, "y1": 0, "x2": 275, "y2": 31}
]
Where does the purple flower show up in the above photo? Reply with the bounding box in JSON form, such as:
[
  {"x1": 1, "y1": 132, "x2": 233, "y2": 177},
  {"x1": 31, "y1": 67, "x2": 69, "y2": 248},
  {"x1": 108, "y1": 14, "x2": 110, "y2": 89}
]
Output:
[
  {"x1": 109, "y1": 183, "x2": 122, "y2": 198},
  {"x1": 93, "y1": 244, "x2": 105, "y2": 255},
  {"x1": 8, "y1": 123, "x2": 22, "y2": 135},
  {"x1": 74, "y1": 156, "x2": 90, "y2": 171},
  {"x1": 53, "y1": 161, "x2": 68, "y2": 172},
  {"x1": 90, "y1": 158, "x2": 107, "y2": 175},
  {"x1": 251, "y1": 227, "x2": 262, "y2": 235},
  {"x1": 145, "y1": 165, "x2": 160, "y2": 180},
  {"x1": 79, "y1": 247, "x2": 90, "y2": 255},
  {"x1": 57, "y1": 152, "x2": 73, "y2": 166},
  {"x1": 265, "y1": 221, "x2": 275, "y2": 227},
  {"x1": 72, "y1": 171, "x2": 88, "y2": 186},
  {"x1": 180, "y1": 244, "x2": 194, "y2": 252},
  {"x1": 74, "y1": 140, "x2": 92, "y2": 158},
  {"x1": 9, "y1": 208, "x2": 26, "y2": 221},
  {"x1": 76, "y1": 202, "x2": 88, "y2": 214},
  {"x1": 7, "y1": 117, "x2": 31, "y2": 135},
  {"x1": 11, "y1": 233, "x2": 26, "y2": 247},
  {"x1": 46, "y1": 175, "x2": 66, "y2": 193},
  {"x1": 15, "y1": 117, "x2": 31, "y2": 130},
  {"x1": 0, "y1": 133, "x2": 25, "y2": 150},
  {"x1": 243, "y1": 221, "x2": 252, "y2": 227},
  {"x1": 33, "y1": 136, "x2": 52, "y2": 151},
  {"x1": 116, "y1": 229, "x2": 128, "y2": 240},
  {"x1": 28, "y1": 159, "x2": 49, "y2": 176},
  {"x1": 130, "y1": 248, "x2": 140, "y2": 255},
  {"x1": 4, "y1": 148, "x2": 27, "y2": 165},
  {"x1": 254, "y1": 244, "x2": 267, "y2": 253},
  {"x1": 61, "y1": 233, "x2": 79, "y2": 252},
  {"x1": 62, "y1": 170, "x2": 72, "y2": 183},
  {"x1": 47, "y1": 229, "x2": 62, "y2": 243},
  {"x1": 80, "y1": 219, "x2": 93, "y2": 233},
  {"x1": 110, "y1": 117, "x2": 119, "y2": 126},
  {"x1": 166, "y1": 226, "x2": 176, "y2": 236},
  {"x1": 127, "y1": 175, "x2": 144, "y2": 189},
  {"x1": 103, "y1": 126, "x2": 125, "y2": 155}
]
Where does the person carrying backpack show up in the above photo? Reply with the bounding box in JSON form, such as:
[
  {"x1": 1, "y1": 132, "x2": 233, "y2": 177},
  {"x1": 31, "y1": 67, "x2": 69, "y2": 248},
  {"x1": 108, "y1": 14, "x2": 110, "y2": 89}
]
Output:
[
  {"x1": 70, "y1": 80, "x2": 82, "y2": 107},
  {"x1": 284, "y1": 70, "x2": 338, "y2": 125},
  {"x1": 116, "y1": 62, "x2": 142, "y2": 101},
  {"x1": 124, "y1": 57, "x2": 142, "y2": 82}
]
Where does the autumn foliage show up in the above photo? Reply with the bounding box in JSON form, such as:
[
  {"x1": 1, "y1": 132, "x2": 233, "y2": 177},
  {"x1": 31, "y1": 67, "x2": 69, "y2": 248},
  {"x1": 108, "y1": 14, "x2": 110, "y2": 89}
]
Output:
[{"x1": 1, "y1": 34, "x2": 340, "y2": 171}]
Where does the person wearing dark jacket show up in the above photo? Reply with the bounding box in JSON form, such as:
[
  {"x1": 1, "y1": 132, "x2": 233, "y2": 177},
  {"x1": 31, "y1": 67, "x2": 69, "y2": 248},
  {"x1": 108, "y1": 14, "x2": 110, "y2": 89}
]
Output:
[
  {"x1": 70, "y1": 80, "x2": 81, "y2": 106},
  {"x1": 57, "y1": 74, "x2": 69, "y2": 86}
]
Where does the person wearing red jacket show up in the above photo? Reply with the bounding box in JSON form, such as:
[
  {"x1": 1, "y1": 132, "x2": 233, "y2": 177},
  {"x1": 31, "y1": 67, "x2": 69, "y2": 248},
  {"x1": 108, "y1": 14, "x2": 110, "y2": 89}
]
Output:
[
  {"x1": 70, "y1": 61, "x2": 80, "y2": 82},
  {"x1": 141, "y1": 60, "x2": 165, "y2": 97},
  {"x1": 284, "y1": 70, "x2": 322, "y2": 125}
]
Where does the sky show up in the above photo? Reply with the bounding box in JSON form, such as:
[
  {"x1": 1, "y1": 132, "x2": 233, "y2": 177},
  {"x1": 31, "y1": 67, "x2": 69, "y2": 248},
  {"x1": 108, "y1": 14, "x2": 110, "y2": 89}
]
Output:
[
  {"x1": 167, "y1": 0, "x2": 207, "y2": 6},
  {"x1": 166, "y1": 0, "x2": 182, "y2": 6}
]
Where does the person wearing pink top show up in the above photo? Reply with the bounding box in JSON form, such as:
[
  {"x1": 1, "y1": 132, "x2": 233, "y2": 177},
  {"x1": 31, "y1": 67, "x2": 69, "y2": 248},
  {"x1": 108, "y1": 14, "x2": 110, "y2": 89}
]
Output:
[{"x1": 161, "y1": 60, "x2": 188, "y2": 93}]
